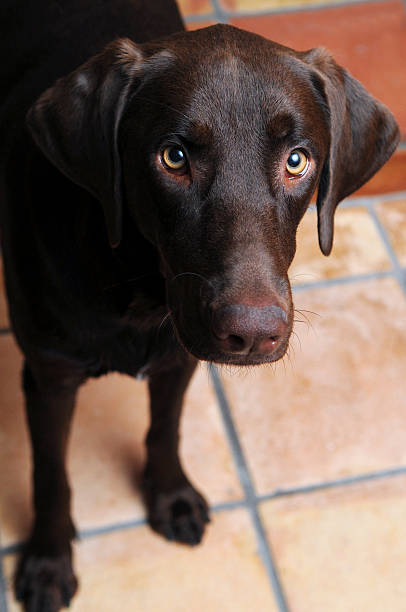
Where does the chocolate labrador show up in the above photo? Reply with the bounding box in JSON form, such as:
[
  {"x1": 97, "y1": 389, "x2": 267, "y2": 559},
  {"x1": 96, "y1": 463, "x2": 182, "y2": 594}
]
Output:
[{"x1": 0, "y1": 0, "x2": 399, "y2": 609}]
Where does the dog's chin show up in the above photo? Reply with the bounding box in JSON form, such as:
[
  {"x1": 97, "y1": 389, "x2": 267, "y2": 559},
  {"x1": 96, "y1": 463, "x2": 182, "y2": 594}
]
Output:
[
  {"x1": 177, "y1": 335, "x2": 290, "y2": 367},
  {"x1": 202, "y1": 341, "x2": 289, "y2": 367},
  {"x1": 170, "y1": 316, "x2": 291, "y2": 366}
]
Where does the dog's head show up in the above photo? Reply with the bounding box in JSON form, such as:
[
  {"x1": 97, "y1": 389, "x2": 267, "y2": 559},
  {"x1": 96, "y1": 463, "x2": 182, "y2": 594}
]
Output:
[{"x1": 27, "y1": 25, "x2": 399, "y2": 365}]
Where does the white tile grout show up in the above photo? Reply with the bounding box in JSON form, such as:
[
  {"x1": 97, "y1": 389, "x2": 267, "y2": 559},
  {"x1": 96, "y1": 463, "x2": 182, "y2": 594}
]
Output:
[
  {"x1": 0, "y1": 555, "x2": 8, "y2": 612},
  {"x1": 207, "y1": 0, "x2": 396, "y2": 20},
  {"x1": 209, "y1": 364, "x2": 291, "y2": 612},
  {"x1": 367, "y1": 201, "x2": 406, "y2": 295},
  {"x1": 259, "y1": 465, "x2": 406, "y2": 503}
]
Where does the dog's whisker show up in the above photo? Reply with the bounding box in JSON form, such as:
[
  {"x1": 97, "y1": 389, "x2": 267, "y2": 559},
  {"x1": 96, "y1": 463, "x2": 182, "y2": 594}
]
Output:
[
  {"x1": 295, "y1": 308, "x2": 321, "y2": 318},
  {"x1": 285, "y1": 347, "x2": 293, "y2": 369},
  {"x1": 170, "y1": 271, "x2": 215, "y2": 291},
  {"x1": 294, "y1": 308, "x2": 320, "y2": 332},
  {"x1": 157, "y1": 311, "x2": 172, "y2": 336},
  {"x1": 295, "y1": 334, "x2": 302, "y2": 353},
  {"x1": 289, "y1": 273, "x2": 318, "y2": 281},
  {"x1": 103, "y1": 273, "x2": 152, "y2": 291}
]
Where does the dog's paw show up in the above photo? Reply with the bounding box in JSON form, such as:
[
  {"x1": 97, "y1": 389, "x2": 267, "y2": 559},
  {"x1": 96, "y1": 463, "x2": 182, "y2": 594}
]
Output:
[
  {"x1": 145, "y1": 483, "x2": 210, "y2": 546},
  {"x1": 15, "y1": 551, "x2": 78, "y2": 612}
]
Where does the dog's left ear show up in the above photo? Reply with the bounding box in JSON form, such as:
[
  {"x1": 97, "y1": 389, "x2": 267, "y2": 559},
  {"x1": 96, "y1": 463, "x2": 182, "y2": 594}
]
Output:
[
  {"x1": 26, "y1": 39, "x2": 147, "y2": 248},
  {"x1": 302, "y1": 48, "x2": 400, "y2": 256}
]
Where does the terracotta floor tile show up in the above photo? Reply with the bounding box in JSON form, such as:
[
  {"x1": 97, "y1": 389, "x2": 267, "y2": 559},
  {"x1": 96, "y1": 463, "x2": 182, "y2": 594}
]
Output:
[
  {"x1": 0, "y1": 335, "x2": 241, "y2": 546},
  {"x1": 177, "y1": 0, "x2": 213, "y2": 16},
  {"x1": 4, "y1": 509, "x2": 278, "y2": 611},
  {"x1": 290, "y1": 206, "x2": 391, "y2": 285},
  {"x1": 375, "y1": 198, "x2": 406, "y2": 266},
  {"x1": 220, "y1": 277, "x2": 406, "y2": 494},
  {"x1": 230, "y1": 1, "x2": 406, "y2": 138},
  {"x1": 0, "y1": 259, "x2": 10, "y2": 329},
  {"x1": 354, "y1": 148, "x2": 406, "y2": 197},
  {"x1": 0, "y1": 336, "x2": 31, "y2": 547},
  {"x1": 260, "y1": 476, "x2": 406, "y2": 611}
]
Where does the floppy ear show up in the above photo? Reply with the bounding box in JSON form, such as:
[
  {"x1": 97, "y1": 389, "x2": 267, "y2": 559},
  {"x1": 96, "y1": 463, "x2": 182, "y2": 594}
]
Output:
[
  {"x1": 302, "y1": 48, "x2": 400, "y2": 256},
  {"x1": 26, "y1": 39, "x2": 145, "y2": 248}
]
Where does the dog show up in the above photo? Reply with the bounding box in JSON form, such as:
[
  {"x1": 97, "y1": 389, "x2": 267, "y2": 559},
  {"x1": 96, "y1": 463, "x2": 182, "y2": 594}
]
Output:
[{"x1": 0, "y1": 0, "x2": 400, "y2": 609}]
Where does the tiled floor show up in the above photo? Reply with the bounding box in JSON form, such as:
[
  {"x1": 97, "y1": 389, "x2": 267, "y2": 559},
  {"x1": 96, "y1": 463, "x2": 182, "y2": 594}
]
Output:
[{"x1": 1, "y1": 1, "x2": 406, "y2": 611}]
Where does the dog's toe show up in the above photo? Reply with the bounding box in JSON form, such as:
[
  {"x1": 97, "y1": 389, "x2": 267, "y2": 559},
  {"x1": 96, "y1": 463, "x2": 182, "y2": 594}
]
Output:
[
  {"x1": 146, "y1": 482, "x2": 210, "y2": 546},
  {"x1": 15, "y1": 552, "x2": 78, "y2": 612}
]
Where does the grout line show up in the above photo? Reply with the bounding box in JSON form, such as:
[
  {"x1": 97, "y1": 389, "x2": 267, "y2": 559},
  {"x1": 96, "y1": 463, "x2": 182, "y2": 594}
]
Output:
[
  {"x1": 306, "y1": 188, "x2": 406, "y2": 216},
  {"x1": 184, "y1": 13, "x2": 217, "y2": 23},
  {"x1": 307, "y1": 188, "x2": 406, "y2": 213},
  {"x1": 0, "y1": 501, "x2": 249, "y2": 557},
  {"x1": 78, "y1": 517, "x2": 147, "y2": 540},
  {"x1": 259, "y1": 465, "x2": 406, "y2": 503},
  {"x1": 209, "y1": 0, "x2": 229, "y2": 23},
  {"x1": 295, "y1": 190, "x2": 406, "y2": 291},
  {"x1": 291, "y1": 270, "x2": 393, "y2": 293},
  {"x1": 184, "y1": 0, "x2": 402, "y2": 23},
  {"x1": 211, "y1": 498, "x2": 247, "y2": 512},
  {"x1": 221, "y1": 0, "x2": 392, "y2": 19},
  {"x1": 342, "y1": 188, "x2": 406, "y2": 207},
  {"x1": 0, "y1": 555, "x2": 8, "y2": 612},
  {"x1": 184, "y1": 0, "x2": 406, "y2": 28},
  {"x1": 209, "y1": 363, "x2": 290, "y2": 612},
  {"x1": 3, "y1": 462, "x2": 406, "y2": 557},
  {"x1": 0, "y1": 543, "x2": 22, "y2": 558},
  {"x1": 366, "y1": 202, "x2": 406, "y2": 295}
]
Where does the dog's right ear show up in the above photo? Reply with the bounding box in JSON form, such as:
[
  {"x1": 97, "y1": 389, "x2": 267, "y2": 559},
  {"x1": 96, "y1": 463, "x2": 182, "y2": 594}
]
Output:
[{"x1": 27, "y1": 39, "x2": 146, "y2": 248}]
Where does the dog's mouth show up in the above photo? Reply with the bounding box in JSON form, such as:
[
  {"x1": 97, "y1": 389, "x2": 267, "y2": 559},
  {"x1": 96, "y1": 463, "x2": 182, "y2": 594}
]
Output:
[{"x1": 201, "y1": 339, "x2": 291, "y2": 367}]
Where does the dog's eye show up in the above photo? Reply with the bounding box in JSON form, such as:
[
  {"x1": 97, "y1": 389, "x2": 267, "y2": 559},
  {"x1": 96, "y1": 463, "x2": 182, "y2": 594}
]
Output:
[
  {"x1": 162, "y1": 146, "x2": 187, "y2": 171},
  {"x1": 286, "y1": 150, "x2": 308, "y2": 176}
]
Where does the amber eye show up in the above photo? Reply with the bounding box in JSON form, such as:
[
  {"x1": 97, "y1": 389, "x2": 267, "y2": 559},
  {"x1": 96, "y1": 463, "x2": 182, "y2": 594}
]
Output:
[
  {"x1": 286, "y1": 149, "x2": 308, "y2": 176},
  {"x1": 162, "y1": 146, "x2": 187, "y2": 170}
]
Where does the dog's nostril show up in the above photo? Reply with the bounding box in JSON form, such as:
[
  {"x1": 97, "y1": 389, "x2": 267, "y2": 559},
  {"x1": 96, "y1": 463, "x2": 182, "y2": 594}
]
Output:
[
  {"x1": 257, "y1": 335, "x2": 281, "y2": 354},
  {"x1": 228, "y1": 334, "x2": 246, "y2": 349},
  {"x1": 221, "y1": 333, "x2": 253, "y2": 355}
]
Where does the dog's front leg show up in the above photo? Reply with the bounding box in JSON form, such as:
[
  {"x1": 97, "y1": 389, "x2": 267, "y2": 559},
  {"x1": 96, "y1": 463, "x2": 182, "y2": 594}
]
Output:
[
  {"x1": 144, "y1": 355, "x2": 210, "y2": 545},
  {"x1": 15, "y1": 360, "x2": 85, "y2": 612}
]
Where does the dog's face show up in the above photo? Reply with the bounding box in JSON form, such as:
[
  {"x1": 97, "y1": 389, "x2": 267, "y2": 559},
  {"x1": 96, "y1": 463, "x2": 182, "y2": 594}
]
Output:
[
  {"x1": 27, "y1": 25, "x2": 399, "y2": 365},
  {"x1": 120, "y1": 37, "x2": 331, "y2": 364}
]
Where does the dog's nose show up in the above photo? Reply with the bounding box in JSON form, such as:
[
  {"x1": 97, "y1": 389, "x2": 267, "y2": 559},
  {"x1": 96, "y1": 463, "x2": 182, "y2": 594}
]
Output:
[{"x1": 211, "y1": 303, "x2": 288, "y2": 356}]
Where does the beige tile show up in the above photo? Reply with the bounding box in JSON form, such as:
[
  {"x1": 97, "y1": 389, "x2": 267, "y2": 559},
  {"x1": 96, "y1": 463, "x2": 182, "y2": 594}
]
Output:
[
  {"x1": 0, "y1": 336, "x2": 31, "y2": 546},
  {"x1": 221, "y1": 277, "x2": 406, "y2": 493},
  {"x1": 375, "y1": 198, "x2": 406, "y2": 266},
  {"x1": 290, "y1": 206, "x2": 391, "y2": 285},
  {"x1": 0, "y1": 258, "x2": 10, "y2": 329},
  {"x1": 0, "y1": 335, "x2": 241, "y2": 546},
  {"x1": 260, "y1": 476, "x2": 406, "y2": 612},
  {"x1": 4, "y1": 509, "x2": 279, "y2": 612},
  {"x1": 71, "y1": 365, "x2": 242, "y2": 533}
]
